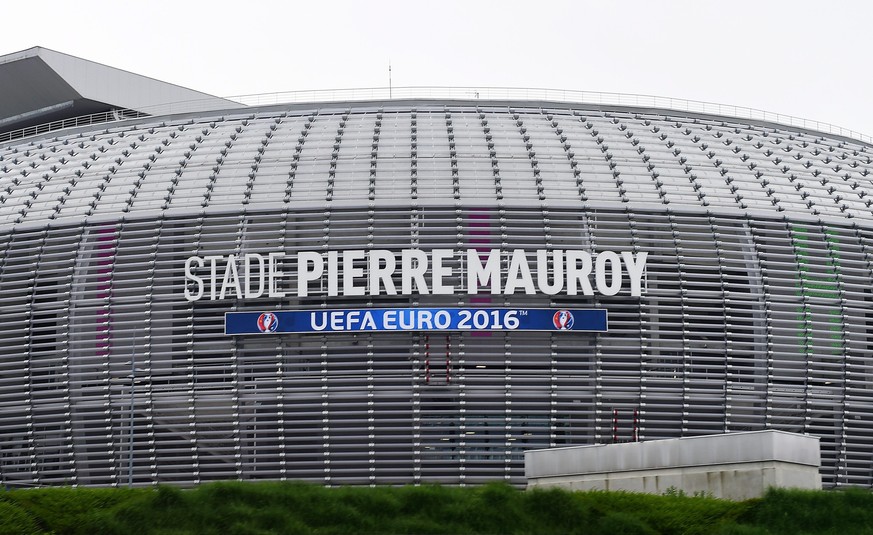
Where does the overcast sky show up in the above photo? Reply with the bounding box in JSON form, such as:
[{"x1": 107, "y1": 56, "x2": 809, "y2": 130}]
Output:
[{"x1": 3, "y1": 0, "x2": 871, "y2": 136}]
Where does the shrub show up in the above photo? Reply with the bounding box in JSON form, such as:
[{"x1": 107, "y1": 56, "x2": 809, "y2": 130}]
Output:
[
  {"x1": 744, "y1": 487, "x2": 873, "y2": 535},
  {"x1": 0, "y1": 501, "x2": 40, "y2": 535},
  {"x1": 3, "y1": 480, "x2": 870, "y2": 535},
  {"x1": 595, "y1": 511, "x2": 658, "y2": 535}
]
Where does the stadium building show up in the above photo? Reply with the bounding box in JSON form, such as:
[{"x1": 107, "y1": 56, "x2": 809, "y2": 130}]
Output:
[{"x1": 1, "y1": 47, "x2": 872, "y2": 488}]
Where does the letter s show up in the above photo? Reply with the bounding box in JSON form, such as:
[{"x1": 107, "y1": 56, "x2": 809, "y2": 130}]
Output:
[{"x1": 184, "y1": 256, "x2": 204, "y2": 301}]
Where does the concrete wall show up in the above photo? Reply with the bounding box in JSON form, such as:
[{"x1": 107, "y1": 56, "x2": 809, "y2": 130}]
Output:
[{"x1": 525, "y1": 431, "x2": 821, "y2": 500}]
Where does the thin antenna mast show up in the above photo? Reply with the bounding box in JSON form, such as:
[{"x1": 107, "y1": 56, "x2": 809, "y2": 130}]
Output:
[{"x1": 388, "y1": 60, "x2": 392, "y2": 99}]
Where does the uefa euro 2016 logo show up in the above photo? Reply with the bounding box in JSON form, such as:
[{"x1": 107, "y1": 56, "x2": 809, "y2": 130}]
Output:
[
  {"x1": 552, "y1": 310, "x2": 574, "y2": 330},
  {"x1": 256, "y1": 312, "x2": 279, "y2": 333}
]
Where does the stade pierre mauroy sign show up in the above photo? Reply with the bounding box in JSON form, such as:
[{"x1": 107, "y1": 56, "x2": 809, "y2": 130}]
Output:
[{"x1": 182, "y1": 249, "x2": 647, "y2": 335}]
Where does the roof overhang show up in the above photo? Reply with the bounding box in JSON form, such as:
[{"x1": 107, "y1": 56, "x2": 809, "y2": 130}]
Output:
[{"x1": 0, "y1": 47, "x2": 241, "y2": 134}]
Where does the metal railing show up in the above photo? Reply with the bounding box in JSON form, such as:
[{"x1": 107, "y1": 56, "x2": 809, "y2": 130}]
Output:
[
  {"x1": 0, "y1": 110, "x2": 146, "y2": 143},
  {"x1": 229, "y1": 86, "x2": 873, "y2": 144},
  {"x1": 0, "y1": 97, "x2": 239, "y2": 144},
  {"x1": 2, "y1": 86, "x2": 871, "y2": 145}
]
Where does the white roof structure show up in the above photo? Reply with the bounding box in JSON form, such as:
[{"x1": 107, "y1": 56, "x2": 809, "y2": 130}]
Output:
[{"x1": 0, "y1": 47, "x2": 239, "y2": 132}]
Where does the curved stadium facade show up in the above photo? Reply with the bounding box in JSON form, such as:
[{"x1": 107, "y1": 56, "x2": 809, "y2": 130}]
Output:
[{"x1": 1, "y1": 66, "x2": 873, "y2": 489}]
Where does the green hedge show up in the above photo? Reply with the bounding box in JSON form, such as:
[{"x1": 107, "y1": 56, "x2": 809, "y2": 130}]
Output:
[{"x1": 0, "y1": 482, "x2": 870, "y2": 534}]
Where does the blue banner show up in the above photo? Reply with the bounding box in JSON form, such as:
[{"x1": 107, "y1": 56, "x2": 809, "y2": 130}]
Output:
[{"x1": 225, "y1": 308, "x2": 607, "y2": 335}]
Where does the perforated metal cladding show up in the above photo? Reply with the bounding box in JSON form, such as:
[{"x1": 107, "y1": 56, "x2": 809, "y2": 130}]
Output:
[{"x1": 0, "y1": 102, "x2": 872, "y2": 488}]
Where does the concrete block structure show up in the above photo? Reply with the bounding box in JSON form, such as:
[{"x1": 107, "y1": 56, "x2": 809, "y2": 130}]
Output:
[{"x1": 525, "y1": 431, "x2": 822, "y2": 500}]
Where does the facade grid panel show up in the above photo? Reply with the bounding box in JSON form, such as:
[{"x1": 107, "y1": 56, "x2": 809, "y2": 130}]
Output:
[{"x1": 0, "y1": 101, "x2": 872, "y2": 488}]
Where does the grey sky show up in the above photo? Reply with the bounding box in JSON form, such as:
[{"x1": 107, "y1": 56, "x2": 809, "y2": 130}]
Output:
[{"x1": 3, "y1": 0, "x2": 870, "y2": 136}]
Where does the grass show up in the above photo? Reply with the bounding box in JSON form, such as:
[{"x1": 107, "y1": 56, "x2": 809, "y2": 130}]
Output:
[{"x1": 0, "y1": 481, "x2": 870, "y2": 534}]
